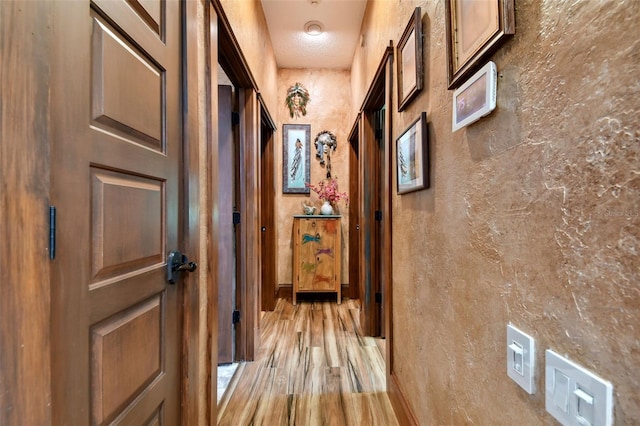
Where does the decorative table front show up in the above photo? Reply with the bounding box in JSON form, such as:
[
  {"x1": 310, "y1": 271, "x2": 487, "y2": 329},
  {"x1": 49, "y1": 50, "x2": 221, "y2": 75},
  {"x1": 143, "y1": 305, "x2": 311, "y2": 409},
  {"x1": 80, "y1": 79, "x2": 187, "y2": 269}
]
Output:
[{"x1": 292, "y1": 215, "x2": 341, "y2": 305}]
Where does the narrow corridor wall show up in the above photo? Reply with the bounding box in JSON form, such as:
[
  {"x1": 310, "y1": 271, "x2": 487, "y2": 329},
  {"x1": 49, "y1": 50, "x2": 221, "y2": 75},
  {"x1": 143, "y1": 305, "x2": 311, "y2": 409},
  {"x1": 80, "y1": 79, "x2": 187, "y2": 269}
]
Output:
[{"x1": 352, "y1": 0, "x2": 640, "y2": 424}]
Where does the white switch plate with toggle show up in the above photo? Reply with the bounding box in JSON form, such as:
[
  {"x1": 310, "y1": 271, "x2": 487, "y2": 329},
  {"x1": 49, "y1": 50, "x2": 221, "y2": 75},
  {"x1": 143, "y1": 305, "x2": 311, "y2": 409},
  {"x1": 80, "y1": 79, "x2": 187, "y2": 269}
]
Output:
[
  {"x1": 545, "y1": 349, "x2": 613, "y2": 426},
  {"x1": 506, "y1": 324, "x2": 535, "y2": 394}
]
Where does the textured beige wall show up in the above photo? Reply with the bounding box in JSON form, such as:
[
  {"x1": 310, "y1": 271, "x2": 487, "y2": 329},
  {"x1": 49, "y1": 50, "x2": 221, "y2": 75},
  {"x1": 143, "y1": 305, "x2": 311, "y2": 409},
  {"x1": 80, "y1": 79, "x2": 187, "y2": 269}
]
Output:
[
  {"x1": 276, "y1": 69, "x2": 353, "y2": 287},
  {"x1": 219, "y1": 0, "x2": 278, "y2": 115},
  {"x1": 353, "y1": 0, "x2": 640, "y2": 424}
]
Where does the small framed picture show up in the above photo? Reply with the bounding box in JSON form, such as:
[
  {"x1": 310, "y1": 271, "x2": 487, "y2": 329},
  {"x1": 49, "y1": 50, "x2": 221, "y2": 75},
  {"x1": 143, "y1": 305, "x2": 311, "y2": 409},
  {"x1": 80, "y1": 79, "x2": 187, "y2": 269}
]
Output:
[
  {"x1": 396, "y1": 112, "x2": 429, "y2": 194},
  {"x1": 397, "y1": 7, "x2": 423, "y2": 112},
  {"x1": 452, "y1": 61, "x2": 497, "y2": 132},
  {"x1": 445, "y1": 0, "x2": 515, "y2": 89},
  {"x1": 283, "y1": 124, "x2": 310, "y2": 194}
]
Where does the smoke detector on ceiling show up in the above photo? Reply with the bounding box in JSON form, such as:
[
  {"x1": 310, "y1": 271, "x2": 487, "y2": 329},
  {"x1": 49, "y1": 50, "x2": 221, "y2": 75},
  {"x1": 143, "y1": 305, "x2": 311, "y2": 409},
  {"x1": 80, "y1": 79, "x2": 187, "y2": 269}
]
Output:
[{"x1": 304, "y1": 21, "x2": 324, "y2": 36}]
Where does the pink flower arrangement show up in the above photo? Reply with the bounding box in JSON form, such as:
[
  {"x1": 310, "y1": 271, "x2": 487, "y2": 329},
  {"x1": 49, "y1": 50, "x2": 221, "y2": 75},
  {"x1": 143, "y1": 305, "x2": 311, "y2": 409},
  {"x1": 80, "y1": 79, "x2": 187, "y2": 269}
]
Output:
[{"x1": 306, "y1": 178, "x2": 349, "y2": 206}]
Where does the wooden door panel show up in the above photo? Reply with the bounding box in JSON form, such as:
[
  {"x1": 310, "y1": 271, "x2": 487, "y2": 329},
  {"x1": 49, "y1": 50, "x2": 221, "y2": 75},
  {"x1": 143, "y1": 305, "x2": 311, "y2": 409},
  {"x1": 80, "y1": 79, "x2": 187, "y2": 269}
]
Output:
[
  {"x1": 91, "y1": 295, "x2": 162, "y2": 425},
  {"x1": 126, "y1": 0, "x2": 164, "y2": 35},
  {"x1": 92, "y1": 16, "x2": 164, "y2": 150},
  {"x1": 93, "y1": 0, "x2": 168, "y2": 51},
  {"x1": 51, "y1": 1, "x2": 181, "y2": 424},
  {"x1": 91, "y1": 167, "x2": 164, "y2": 282}
]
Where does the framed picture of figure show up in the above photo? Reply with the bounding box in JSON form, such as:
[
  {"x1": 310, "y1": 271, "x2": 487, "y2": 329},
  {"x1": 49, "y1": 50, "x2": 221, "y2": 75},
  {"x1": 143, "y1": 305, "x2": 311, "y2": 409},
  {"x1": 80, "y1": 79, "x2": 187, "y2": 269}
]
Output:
[{"x1": 283, "y1": 124, "x2": 311, "y2": 194}]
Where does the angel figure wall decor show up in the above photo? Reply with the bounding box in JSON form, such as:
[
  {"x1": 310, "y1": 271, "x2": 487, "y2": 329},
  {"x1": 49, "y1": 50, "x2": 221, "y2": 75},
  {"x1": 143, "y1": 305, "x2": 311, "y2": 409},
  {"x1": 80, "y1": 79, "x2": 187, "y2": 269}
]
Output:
[
  {"x1": 314, "y1": 130, "x2": 337, "y2": 178},
  {"x1": 285, "y1": 82, "x2": 310, "y2": 119}
]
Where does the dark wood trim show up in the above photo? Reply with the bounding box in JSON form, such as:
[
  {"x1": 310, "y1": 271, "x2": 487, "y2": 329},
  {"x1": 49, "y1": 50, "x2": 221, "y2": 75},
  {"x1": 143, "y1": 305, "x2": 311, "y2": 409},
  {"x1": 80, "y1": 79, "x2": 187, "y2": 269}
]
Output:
[
  {"x1": 348, "y1": 113, "x2": 361, "y2": 142},
  {"x1": 276, "y1": 284, "x2": 350, "y2": 301},
  {"x1": 360, "y1": 44, "x2": 394, "y2": 112},
  {"x1": 183, "y1": 0, "x2": 212, "y2": 424},
  {"x1": 0, "y1": 3, "x2": 52, "y2": 424},
  {"x1": 211, "y1": 0, "x2": 259, "y2": 90},
  {"x1": 258, "y1": 93, "x2": 277, "y2": 131},
  {"x1": 388, "y1": 373, "x2": 419, "y2": 426},
  {"x1": 382, "y1": 51, "x2": 394, "y2": 365},
  {"x1": 276, "y1": 284, "x2": 293, "y2": 300}
]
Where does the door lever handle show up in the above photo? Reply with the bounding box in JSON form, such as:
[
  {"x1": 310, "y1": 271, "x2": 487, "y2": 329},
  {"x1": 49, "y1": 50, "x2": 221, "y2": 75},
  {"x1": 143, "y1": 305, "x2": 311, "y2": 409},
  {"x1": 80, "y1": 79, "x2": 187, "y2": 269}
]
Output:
[{"x1": 167, "y1": 250, "x2": 197, "y2": 284}]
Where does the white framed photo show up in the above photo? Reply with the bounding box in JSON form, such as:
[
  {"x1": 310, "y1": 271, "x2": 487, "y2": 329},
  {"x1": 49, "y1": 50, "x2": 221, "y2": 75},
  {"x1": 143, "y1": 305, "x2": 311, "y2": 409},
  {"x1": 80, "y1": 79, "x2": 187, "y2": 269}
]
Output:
[{"x1": 452, "y1": 61, "x2": 497, "y2": 132}]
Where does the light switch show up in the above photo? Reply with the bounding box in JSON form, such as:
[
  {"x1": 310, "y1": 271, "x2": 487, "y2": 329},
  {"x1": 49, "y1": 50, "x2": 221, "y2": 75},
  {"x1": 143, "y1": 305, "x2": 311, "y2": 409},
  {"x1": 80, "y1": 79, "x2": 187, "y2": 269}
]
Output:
[
  {"x1": 545, "y1": 349, "x2": 613, "y2": 426},
  {"x1": 575, "y1": 387, "x2": 595, "y2": 425},
  {"x1": 553, "y1": 370, "x2": 570, "y2": 413},
  {"x1": 506, "y1": 324, "x2": 535, "y2": 394},
  {"x1": 509, "y1": 341, "x2": 524, "y2": 375}
]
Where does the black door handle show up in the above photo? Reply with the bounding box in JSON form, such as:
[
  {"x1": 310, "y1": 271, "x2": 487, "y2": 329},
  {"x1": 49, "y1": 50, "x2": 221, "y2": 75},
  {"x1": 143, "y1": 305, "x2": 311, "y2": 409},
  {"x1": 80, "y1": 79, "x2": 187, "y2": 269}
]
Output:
[{"x1": 167, "y1": 250, "x2": 197, "y2": 284}]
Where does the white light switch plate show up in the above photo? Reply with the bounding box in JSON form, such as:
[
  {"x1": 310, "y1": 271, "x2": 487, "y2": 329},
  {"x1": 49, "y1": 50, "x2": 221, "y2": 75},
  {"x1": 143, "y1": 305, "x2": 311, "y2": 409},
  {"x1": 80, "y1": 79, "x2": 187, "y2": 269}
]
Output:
[
  {"x1": 506, "y1": 324, "x2": 535, "y2": 394},
  {"x1": 545, "y1": 350, "x2": 613, "y2": 426}
]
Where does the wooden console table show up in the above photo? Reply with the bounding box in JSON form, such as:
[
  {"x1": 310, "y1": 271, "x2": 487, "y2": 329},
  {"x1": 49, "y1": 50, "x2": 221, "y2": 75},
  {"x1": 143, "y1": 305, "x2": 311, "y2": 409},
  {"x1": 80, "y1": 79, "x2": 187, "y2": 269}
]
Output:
[{"x1": 292, "y1": 215, "x2": 341, "y2": 305}]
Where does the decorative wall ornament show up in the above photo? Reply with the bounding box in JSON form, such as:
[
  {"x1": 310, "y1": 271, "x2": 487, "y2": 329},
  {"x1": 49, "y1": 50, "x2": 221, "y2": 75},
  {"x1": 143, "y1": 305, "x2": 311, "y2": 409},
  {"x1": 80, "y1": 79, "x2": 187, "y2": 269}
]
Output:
[
  {"x1": 285, "y1": 82, "x2": 310, "y2": 118},
  {"x1": 314, "y1": 130, "x2": 337, "y2": 178}
]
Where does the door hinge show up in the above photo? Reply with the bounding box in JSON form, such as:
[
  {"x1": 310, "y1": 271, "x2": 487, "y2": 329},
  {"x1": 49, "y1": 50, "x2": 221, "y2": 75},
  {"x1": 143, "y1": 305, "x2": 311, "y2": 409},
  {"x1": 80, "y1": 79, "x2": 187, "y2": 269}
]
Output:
[
  {"x1": 232, "y1": 310, "x2": 240, "y2": 324},
  {"x1": 233, "y1": 211, "x2": 241, "y2": 225},
  {"x1": 375, "y1": 292, "x2": 382, "y2": 303},
  {"x1": 375, "y1": 210, "x2": 383, "y2": 221},
  {"x1": 231, "y1": 111, "x2": 240, "y2": 125},
  {"x1": 49, "y1": 206, "x2": 56, "y2": 260}
]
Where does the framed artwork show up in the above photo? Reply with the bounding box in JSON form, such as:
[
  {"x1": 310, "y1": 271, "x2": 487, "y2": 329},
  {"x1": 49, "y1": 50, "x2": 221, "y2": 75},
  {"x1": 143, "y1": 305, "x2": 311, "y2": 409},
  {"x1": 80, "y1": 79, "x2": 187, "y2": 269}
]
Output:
[
  {"x1": 445, "y1": 0, "x2": 515, "y2": 89},
  {"x1": 396, "y1": 112, "x2": 429, "y2": 194},
  {"x1": 283, "y1": 124, "x2": 311, "y2": 194},
  {"x1": 397, "y1": 7, "x2": 423, "y2": 112},
  {"x1": 452, "y1": 61, "x2": 497, "y2": 132}
]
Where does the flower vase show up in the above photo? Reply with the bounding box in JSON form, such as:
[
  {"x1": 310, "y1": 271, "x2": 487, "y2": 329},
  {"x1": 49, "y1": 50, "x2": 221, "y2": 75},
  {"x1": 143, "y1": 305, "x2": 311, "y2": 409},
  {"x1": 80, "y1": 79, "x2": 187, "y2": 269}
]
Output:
[{"x1": 320, "y1": 200, "x2": 334, "y2": 215}]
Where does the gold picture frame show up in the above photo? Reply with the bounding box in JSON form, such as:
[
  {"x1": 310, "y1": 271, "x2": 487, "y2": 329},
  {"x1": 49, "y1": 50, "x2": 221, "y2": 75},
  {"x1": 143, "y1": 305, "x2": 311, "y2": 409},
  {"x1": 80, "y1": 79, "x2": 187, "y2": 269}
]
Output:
[
  {"x1": 397, "y1": 7, "x2": 423, "y2": 112},
  {"x1": 445, "y1": 0, "x2": 515, "y2": 89}
]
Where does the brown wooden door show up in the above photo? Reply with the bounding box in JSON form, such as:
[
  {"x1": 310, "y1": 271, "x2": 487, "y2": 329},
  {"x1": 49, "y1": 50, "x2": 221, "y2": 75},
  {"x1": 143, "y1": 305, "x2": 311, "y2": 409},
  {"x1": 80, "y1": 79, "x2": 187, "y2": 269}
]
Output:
[
  {"x1": 260, "y1": 117, "x2": 276, "y2": 311},
  {"x1": 358, "y1": 47, "x2": 393, "y2": 339},
  {"x1": 348, "y1": 120, "x2": 361, "y2": 300},
  {"x1": 50, "y1": 1, "x2": 183, "y2": 424},
  {"x1": 218, "y1": 85, "x2": 236, "y2": 364}
]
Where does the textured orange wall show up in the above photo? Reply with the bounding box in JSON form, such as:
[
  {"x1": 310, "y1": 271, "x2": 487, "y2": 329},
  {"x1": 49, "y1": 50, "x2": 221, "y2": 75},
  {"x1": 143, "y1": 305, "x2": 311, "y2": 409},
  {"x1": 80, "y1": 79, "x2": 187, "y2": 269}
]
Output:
[
  {"x1": 219, "y1": 0, "x2": 278, "y2": 115},
  {"x1": 276, "y1": 69, "x2": 353, "y2": 287},
  {"x1": 353, "y1": 0, "x2": 640, "y2": 424}
]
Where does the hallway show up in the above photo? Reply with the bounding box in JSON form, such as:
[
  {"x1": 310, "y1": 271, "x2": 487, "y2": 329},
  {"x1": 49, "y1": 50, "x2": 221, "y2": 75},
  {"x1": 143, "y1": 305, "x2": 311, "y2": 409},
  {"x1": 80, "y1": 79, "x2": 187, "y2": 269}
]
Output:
[{"x1": 217, "y1": 299, "x2": 398, "y2": 425}]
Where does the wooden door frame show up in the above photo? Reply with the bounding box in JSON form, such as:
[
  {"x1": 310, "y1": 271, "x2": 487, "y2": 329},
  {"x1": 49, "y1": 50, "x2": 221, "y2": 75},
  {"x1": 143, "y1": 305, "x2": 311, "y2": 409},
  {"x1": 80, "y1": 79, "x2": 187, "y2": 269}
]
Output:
[
  {"x1": 0, "y1": 3, "x2": 53, "y2": 424},
  {"x1": 212, "y1": 0, "x2": 272, "y2": 362},
  {"x1": 357, "y1": 45, "x2": 394, "y2": 345}
]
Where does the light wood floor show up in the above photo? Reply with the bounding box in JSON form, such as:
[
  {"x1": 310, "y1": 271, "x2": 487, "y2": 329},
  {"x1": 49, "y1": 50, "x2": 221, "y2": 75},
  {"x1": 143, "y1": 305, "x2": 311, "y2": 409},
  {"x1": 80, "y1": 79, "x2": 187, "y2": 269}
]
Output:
[{"x1": 217, "y1": 298, "x2": 399, "y2": 425}]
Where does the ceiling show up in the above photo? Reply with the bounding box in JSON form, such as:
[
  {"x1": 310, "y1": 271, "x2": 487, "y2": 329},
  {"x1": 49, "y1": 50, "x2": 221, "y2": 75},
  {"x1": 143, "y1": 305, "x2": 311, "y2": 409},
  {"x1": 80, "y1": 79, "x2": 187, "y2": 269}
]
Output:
[{"x1": 260, "y1": 0, "x2": 368, "y2": 69}]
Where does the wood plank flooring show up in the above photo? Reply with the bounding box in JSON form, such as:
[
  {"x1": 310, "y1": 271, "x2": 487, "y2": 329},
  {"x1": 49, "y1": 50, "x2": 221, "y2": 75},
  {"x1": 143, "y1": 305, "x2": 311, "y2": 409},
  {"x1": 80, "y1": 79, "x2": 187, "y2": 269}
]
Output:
[{"x1": 217, "y1": 298, "x2": 399, "y2": 425}]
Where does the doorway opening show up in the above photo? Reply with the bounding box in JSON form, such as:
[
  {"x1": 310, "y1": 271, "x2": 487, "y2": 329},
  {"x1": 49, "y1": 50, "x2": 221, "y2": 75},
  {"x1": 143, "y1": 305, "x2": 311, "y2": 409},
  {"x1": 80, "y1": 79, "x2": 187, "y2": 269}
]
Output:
[{"x1": 350, "y1": 45, "x2": 394, "y2": 375}]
